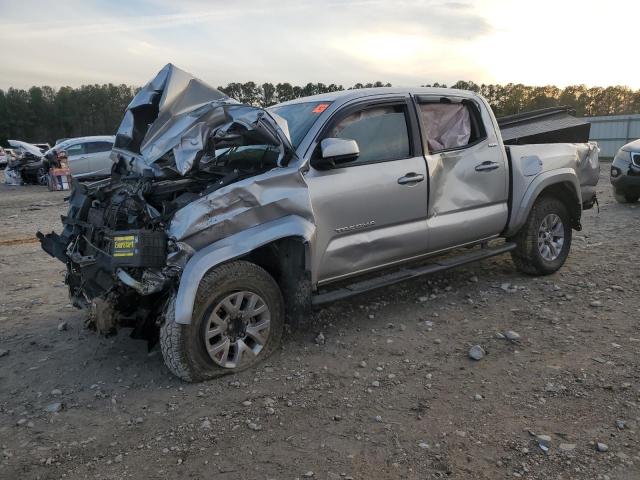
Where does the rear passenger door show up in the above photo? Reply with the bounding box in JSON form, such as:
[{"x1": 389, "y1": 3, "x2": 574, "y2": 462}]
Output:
[
  {"x1": 414, "y1": 95, "x2": 509, "y2": 252},
  {"x1": 306, "y1": 97, "x2": 429, "y2": 285},
  {"x1": 65, "y1": 143, "x2": 89, "y2": 176},
  {"x1": 86, "y1": 141, "x2": 114, "y2": 177}
]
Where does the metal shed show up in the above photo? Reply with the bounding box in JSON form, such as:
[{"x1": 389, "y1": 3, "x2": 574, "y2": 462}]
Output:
[{"x1": 584, "y1": 114, "x2": 640, "y2": 159}]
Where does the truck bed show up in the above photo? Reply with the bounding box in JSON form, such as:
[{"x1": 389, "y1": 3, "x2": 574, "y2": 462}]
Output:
[{"x1": 507, "y1": 141, "x2": 600, "y2": 225}]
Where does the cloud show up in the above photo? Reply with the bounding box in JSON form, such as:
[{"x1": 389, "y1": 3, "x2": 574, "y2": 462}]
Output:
[
  {"x1": 0, "y1": 0, "x2": 496, "y2": 89},
  {"x1": 3, "y1": 0, "x2": 636, "y2": 90}
]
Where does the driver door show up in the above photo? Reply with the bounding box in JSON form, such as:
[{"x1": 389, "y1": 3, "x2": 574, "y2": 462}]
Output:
[{"x1": 306, "y1": 97, "x2": 429, "y2": 285}]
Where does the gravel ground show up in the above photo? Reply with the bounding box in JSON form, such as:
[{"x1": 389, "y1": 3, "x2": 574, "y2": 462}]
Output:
[{"x1": 0, "y1": 169, "x2": 638, "y2": 480}]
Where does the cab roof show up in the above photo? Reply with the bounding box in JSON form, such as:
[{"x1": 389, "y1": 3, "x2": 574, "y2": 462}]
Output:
[{"x1": 274, "y1": 87, "x2": 482, "y2": 108}]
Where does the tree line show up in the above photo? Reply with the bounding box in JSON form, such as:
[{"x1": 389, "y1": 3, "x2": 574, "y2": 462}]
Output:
[{"x1": 1, "y1": 80, "x2": 639, "y2": 146}]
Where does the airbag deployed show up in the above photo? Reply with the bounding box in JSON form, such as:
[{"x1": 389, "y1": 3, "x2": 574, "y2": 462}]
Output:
[{"x1": 419, "y1": 103, "x2": 471, "y2": 152}]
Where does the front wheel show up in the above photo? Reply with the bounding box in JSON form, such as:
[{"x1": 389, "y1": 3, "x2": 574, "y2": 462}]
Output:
[
  {"x1": 160, "y1": 261, "x2": 284, "y2": 382},
  {"x1": 510, "y1": 196, "x2": 572, "y2": 276}
]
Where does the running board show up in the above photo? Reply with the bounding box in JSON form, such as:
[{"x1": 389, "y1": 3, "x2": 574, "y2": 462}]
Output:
[{"x1": 312, "y1": 242, "x2": 516, "y2": 306}]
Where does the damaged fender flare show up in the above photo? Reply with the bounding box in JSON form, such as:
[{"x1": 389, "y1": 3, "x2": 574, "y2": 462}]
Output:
[
  {"x1": 174, "y1": 215, "x2": 315, "y2": 325},
  {"x1": 505, "y1": 169, "x2": 582, "y2": 237}
]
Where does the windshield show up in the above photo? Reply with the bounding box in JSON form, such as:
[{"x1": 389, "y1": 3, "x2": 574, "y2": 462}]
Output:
[
  {"x1": 269, "y1": 101, "x2": 331, "y2": 147},
  {"x1": 198, "y1": 145, "x2": 280, "y2": 177}
]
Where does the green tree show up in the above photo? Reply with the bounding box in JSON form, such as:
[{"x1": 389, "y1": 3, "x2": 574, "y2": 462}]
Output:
[
  {"x1": 261, "y1": 82, "x2": 277, "y2": 107},
  {"x1": 275, "y1": 83, "x2": 294, "y2": 102},
  {"x1": 1, "y1": 79, "x2": 639, "y2": 148}
]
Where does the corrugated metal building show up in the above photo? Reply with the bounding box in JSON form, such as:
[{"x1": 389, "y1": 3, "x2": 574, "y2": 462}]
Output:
[{"x1": 584, "y1": 114, "x2": 640, "y2": 159}]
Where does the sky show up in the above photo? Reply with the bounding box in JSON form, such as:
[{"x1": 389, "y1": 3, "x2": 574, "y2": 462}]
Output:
[{"x1": 0, "y1": 0, "x2": 637, "y2": 90}]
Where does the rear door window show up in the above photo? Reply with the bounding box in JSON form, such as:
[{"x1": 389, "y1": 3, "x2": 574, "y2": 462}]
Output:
[
  {"x1": 86, "y1": 141, "x2": 113, "y2": 154},
  {"x1": 328, "y1": 105, "x2": 410, "y2": 165}
]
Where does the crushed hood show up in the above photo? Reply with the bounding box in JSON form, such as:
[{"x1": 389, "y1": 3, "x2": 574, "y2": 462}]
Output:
[
  {"x1": 112, "y1": 63, "x2": 295, "y2": 176},
  {"x1": 8, "y1": 140, "x2": 44, "y2": 158}
]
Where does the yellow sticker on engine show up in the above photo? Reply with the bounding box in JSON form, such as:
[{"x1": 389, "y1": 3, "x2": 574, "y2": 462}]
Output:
[{"x1": 113, "y1": 235, "x2": 137, "y2": 257}]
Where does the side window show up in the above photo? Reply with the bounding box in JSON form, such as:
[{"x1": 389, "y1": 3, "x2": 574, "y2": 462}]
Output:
[
  {"x1": 86, "y1": 141, "x2": 113, "y2": 154},
  {"x1": 328, "y1": 105, "x2": 410, "y2": 165},
  {"x1": 65, "y1": 143, "x2": 85, "y2": 156},
  {"x1": 418, "y1": 101, "x2": 486, "y2": 153}
]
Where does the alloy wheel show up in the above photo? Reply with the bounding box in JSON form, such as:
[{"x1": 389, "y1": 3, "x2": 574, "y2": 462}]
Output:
[
  {"x1": 203, "y1": 291, "x2": 271, "y2": 369},
  {"x1": 537, "y1": 213, "x2": 564, "y2": 261}
]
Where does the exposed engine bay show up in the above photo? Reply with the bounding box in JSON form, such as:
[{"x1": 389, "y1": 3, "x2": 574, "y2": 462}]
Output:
[{"x1": 37, "y1": 64, "x2": 300, "y2": 341}]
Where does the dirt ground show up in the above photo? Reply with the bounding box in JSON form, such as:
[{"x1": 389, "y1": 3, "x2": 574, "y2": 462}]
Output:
[{"x1": 0, "y1": 169, "x2": 638, "y2": 480}]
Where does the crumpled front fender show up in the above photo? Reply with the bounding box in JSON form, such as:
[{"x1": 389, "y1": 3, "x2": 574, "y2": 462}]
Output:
[{"x1": 174, "y1": 215, "x2": 315, "y2": 324}]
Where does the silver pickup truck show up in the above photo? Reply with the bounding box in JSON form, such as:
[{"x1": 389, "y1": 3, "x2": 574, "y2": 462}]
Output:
[{"x1": 38, "y1": 65, "x2": 599, "y2": 382}]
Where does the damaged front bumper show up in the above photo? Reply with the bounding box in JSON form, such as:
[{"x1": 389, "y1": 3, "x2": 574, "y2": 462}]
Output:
[
  {"x1": 38, "y1": 179, "x2": 182, "y2": 309},
  {"x1": 37, "y1": 63, "x2": 299, "y2": 337}
]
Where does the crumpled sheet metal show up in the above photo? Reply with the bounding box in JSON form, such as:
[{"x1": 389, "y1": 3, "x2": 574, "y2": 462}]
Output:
[
  {"x1": 4, "y1": 166, "x2": 22, "y2": 185},
  {"x1": 504, "y1": 141, "x2": 600, "y2": 237},
  {"x1": 426, "y1": 150, "x2": 494, "y2": 216},
  {"x1": 112, "y1": 64, "x2": 293, "y2": 176},
  {"x1": 8, "y1": 139, "x2": 44, "y2": 158},
  {"x1": 576, "y1": 141, "x2": 600, "y2": 192},
  {"x1": 168, "y1": 166, "x2": 314, "y2": 249},
  {"x1": 509, "y1": 142, "x2": 600, "y2": 200}
]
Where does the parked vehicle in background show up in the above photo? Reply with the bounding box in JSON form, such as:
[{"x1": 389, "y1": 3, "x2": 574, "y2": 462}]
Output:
[
  {"x1": 5, "y1": 140, "x2": 48, "y2": 185},
  {"x1": 39, "y1": 65, "x2": 600, "y2": 382},
  {"x1": 1, "y1": 148, "x2": 18, "y2": 168},
  {"x1": 0, "y1": 147, "x2": 8, "y2": 167},
  {"x1": 44, "y1": 136, "x2": 115, "y2": 179},
  {"x1": 610, "y1": 139, "x2": 640, "y2": 203}
]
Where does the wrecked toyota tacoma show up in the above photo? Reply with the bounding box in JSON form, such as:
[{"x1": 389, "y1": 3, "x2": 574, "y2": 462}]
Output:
[{"x1": 38, "y1": 64, "x2": 600, "y2": 382}]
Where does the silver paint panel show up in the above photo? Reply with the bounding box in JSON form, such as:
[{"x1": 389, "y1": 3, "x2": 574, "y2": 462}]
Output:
[
  {"x1": 306, "y1": 155, "x2": 429, "y2": 283},
  {"x1": 506, "y1": 142, "x2": 599, "y2": 236}
]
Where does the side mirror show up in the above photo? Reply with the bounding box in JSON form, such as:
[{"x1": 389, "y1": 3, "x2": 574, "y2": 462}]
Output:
[{"x1": 311, "y1": 138, "x2": 360, "y2": 170}]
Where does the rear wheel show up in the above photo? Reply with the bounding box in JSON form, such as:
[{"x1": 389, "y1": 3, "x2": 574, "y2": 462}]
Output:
[
  {"x1": 160, "y1": 261, "x2": 284, "y2": 382},
  {"x1": 37, "y1": 167, "x2": 48, "y2": 186},
  {"x1": 510, "y1": 196, "x2": 572, "y2": 275}
]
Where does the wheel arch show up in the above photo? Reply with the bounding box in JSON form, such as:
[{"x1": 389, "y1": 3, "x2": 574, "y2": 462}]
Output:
[
  {"x1": 538, "y1": 182, "x2": 582, "y2": 230},
  {"x1": 174, "y1": 216, "x2": 315, "y2": 325},
  {"x1": 506, "y1": 169, "x2": 582, "y2": 236}
]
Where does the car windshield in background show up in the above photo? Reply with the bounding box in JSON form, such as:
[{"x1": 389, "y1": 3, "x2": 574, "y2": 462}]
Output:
[{"x1": 269, "y1": 101, "x2": 331, "y2": 147}]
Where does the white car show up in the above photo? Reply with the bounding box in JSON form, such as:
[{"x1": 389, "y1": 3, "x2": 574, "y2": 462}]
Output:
[{"x1": 45, "y1": 135, "x2": 115, "y2": 179}]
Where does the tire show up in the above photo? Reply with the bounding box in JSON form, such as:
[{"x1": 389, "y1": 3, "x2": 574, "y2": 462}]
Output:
[
  {"x1": 37, "y1": 167, "x2": 49, "y2": 186},
  {"x1": 614, "y1": 189, "x2": 638, "y2": 203},
  {"x1": 510, "y1": 196, "x2": 572, "y2": 276},
  {"x1": 160, "y1": 261, "x2": 284, "y2": 382}
]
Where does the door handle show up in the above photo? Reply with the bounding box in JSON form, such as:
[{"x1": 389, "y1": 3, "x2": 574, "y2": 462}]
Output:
[
  {"x1": 397, "y1": 172, "x2": 425, "y2": 185},
  {"x1": 475, "y1": 161, "x2": 500, "y2": 172}
]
